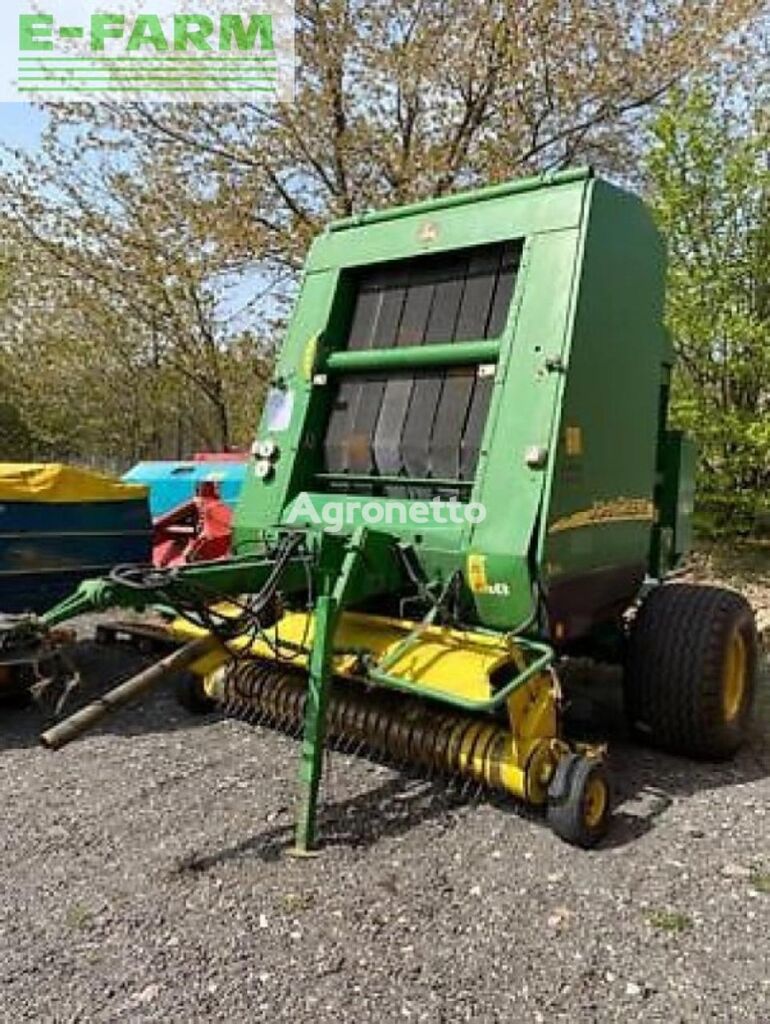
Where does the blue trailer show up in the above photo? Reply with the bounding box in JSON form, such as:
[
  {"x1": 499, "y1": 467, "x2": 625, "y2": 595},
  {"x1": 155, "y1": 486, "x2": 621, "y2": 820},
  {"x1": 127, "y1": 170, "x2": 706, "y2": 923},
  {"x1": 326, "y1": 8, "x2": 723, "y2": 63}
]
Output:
[
  {"x1": 122, "y1": 459, "x2": 248, "y2": 518},
  {"x1": 0, "y1": 463, "x2": 152, "y2": 614}
]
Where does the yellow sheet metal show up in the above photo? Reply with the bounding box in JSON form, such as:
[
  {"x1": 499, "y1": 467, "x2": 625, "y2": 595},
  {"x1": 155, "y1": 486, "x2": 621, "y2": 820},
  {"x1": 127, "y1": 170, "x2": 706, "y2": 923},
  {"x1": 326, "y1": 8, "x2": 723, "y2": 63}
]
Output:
[
  {"x1": 173, "y1": 610, "x2": 524, "y2": 704},
  {"x1": 0, "y1": 463, "x2": 147, "y2": 503}
]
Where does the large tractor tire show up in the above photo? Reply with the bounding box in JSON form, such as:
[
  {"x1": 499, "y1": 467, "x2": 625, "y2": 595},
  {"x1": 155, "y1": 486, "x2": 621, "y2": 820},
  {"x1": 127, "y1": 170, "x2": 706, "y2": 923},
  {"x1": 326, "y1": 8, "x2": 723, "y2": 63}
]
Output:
[{"x1": 625, "y1": 583, "x2": 758, "y2": 760}]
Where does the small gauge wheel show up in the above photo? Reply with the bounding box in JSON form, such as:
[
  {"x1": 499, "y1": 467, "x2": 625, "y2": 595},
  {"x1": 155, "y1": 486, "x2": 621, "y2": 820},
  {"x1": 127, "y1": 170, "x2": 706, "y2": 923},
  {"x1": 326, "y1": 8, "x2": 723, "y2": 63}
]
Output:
[{"x1": 546, "y1": 753, "x2": 611, "y2": 848}]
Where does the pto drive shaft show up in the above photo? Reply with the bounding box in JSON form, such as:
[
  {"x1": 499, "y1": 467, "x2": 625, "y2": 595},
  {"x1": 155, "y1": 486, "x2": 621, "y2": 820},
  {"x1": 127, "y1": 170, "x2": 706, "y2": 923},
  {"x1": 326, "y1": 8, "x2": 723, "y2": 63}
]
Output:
[{"x1": 39, "y1": 636, "x2": 217, "y2": 751}]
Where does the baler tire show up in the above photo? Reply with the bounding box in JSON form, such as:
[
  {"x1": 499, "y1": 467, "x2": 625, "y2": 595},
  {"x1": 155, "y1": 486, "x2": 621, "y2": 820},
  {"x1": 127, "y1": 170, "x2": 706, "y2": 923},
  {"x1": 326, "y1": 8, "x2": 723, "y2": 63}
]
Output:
[
  {"x1": 175, "y1": 671, "x2": 217, "y2": 715},
  {"x1": 546, "y1": 754, "x2": 611, "y2": 848},
  {"x1": 625, "y1": 583, "x2": 757, "y2": 760}
]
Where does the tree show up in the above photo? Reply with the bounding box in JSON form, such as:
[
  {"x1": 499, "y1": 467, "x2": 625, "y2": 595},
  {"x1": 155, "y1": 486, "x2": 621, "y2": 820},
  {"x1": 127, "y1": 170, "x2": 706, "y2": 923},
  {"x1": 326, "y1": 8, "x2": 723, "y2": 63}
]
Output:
[
  {"x1": 0, "y1": 159, "x2": 272, "y2": 460},
  {"x1": 646, "y1": 80, "x2": 770, "y2": 531},
  {"x1": 0, "y1": 0, "x2": 765, "y2": 464},
  {"x1": 0, "y1": 230, "x2": 32, "y2": 459},
  {"x1": 83, "y1": 0, "x2": 763, "y2": 254}
]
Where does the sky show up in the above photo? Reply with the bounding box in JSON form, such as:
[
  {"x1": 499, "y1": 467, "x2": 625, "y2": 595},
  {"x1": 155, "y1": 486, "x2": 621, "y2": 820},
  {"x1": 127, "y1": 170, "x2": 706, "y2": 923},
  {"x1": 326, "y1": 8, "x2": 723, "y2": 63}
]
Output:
[{"x1": 0, "y1": 103, "x2": 46, "y2": 152}]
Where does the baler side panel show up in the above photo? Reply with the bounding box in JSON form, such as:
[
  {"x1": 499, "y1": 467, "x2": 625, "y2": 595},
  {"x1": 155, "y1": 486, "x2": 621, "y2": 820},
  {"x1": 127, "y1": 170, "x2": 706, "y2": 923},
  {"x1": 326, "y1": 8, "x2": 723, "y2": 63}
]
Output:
[
  {"x1": 543, "y1": 181, "x2": 669, "y2": 640},
  {"x1": 468, "y1": 225, "x2": 587, "y2": 628}
]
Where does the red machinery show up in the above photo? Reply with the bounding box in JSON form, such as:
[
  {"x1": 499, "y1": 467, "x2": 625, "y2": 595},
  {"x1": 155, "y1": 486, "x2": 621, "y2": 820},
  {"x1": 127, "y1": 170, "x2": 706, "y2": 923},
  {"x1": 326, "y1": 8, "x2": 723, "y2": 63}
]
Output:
[
  {"x1": 192, "y1": 451, "x2": 248, "y2": 463},
  {"x1": 152, "y1": 480, "x2": 233, "y2": 568}
]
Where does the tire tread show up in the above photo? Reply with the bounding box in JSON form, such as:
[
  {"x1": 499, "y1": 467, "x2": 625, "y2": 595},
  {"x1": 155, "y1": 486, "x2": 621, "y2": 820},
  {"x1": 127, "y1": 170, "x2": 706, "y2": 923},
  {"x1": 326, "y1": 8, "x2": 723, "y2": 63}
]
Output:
[{"x1": 626, "y1": 583, "x2": 757, "y2": 759}]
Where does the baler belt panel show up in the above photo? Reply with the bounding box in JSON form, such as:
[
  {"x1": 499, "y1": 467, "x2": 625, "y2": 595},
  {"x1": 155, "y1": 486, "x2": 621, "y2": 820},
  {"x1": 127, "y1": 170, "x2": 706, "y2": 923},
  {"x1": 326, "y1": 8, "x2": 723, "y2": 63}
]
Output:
[
  {"x1": 373, "y1": 270, "x2": 437, "y2": 494},
  {"x1": 428, "y1": 248, "x2": 500, "y2": 486},
  {"x1": 329, "y1": 269, "x2": 395, "y2": 487},
  {"x1": 322, "y1": 241, "x2": 520, "y2": 493},
  {"x1": 460, "y1": 246, "x2": 519, "y2": 480},
  {"x1": 321, "y1": 276, "x2": 381, "y2": 479},
  {"x1": 348, "y1": 271, "x2": 406, "y2": 483},
  {"x1": 402, "y1": 255, "x2": 466, "y2": 493}
]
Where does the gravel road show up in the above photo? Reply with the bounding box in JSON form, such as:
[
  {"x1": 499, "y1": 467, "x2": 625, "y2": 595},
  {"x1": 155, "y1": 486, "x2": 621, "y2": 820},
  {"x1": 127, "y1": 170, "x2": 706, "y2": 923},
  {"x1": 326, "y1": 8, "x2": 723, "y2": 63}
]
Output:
[{"x1": 1, "y1": 600, "x2": 768, "y2": 1023}]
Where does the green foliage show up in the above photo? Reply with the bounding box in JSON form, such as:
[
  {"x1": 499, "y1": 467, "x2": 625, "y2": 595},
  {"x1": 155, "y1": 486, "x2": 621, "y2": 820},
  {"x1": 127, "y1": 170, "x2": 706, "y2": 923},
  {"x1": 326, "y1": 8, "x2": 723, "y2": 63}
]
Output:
[
  {"x1": 0, "y1": 189, "x2": 273, "y2": 464},
  {"x1": 750, "y1": 870, "x2": 770, "y2": 895},
  {"x1": 0, "y1": 245, "x2": 31, "y2": 459},
  {"x1": 647, "y1": 909, "x2": 694, "y2": 933},
  {"x1": 0, "y1": 396, "x2": 32, "y2": 460},
  {"x1": 646, "y1": 82, "x2": 770, "y2": 533}
]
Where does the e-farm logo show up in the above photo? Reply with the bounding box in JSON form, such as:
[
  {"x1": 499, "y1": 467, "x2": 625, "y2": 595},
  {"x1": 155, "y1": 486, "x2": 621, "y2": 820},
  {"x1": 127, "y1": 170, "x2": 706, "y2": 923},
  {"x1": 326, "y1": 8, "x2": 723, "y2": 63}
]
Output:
[{"x1": 2, "y1": 1, "x2": 295, "y2": 102}]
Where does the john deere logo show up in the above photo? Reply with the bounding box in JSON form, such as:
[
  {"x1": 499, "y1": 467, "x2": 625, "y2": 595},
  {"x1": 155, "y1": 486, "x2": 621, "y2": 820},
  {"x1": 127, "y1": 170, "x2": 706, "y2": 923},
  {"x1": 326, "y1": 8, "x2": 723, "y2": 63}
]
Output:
[
  {"x1": 417, "y1": 221, "x2": 439, "y2": 244},
  {"x1": 6, "y1": 0, "x2": 295, "y2": 103}
]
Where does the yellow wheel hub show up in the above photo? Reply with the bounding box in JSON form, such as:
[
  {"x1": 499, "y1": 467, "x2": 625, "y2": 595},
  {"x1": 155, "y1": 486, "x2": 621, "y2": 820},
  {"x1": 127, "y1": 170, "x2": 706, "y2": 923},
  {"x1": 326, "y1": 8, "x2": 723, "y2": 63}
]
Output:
[
  {"x1": 582, "y1": 774, "x2": 608, "y2": 830},
  {"x1": 722, "y1": 630, "x2": 747, "y2": 723}
]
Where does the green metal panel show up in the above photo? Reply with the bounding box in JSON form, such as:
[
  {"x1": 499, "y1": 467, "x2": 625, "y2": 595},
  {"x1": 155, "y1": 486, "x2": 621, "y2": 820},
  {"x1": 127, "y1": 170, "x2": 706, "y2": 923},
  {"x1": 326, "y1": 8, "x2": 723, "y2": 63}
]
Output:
[
  {"x1": 234, "y1": 267, "x2": 345, "y2": 546},
  {"x1": 656, "y1": 430, "x2": 697, "y2": 569},
  {"x1": 460, "y1": 225, "x2": 588, "y2": 627},
  {"x1": 327, "y1": 166, "x2": 591, "y2": 232},
  {"x1": 542, "y1": 182, "x2": 669, "y2": 603},
  {"x1": 308, "y1": 178, "x2": 587, "y2": 274}
]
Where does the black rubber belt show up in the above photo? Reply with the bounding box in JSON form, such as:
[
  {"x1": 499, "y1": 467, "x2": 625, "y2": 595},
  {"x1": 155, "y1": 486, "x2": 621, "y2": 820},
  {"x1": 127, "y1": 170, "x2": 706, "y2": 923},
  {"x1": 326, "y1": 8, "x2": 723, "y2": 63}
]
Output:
[
  {"x1": 428, "y1": 248, "x2": 501, "y2": 487},
  {"x1": 323, "y1": 240, "x2": 521, "y2": 494},
  {"x1": 459, "y1": 246, "x2": 520, "y2": 480},
  {"x1": 347, "y1": 272, "x2": 408, "y2": 489},
  {"x1": 373, "y1": 275, "x2": 436, "y2": 494},
  {"x1": 402, "y1": 258, "x2": 467, "y2": 494},
  {"x1": 324, "y1": 275, "x2": 385, "y2": 479}
]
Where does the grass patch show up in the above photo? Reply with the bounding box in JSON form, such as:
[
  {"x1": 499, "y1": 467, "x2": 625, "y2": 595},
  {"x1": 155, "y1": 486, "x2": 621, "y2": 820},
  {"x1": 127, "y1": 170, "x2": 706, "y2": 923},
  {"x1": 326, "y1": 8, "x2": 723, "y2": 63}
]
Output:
[
  {"x1": 66, "y1": 903, "x2": 92, "y2": 930},
  {"x1": 647, "y1": 909, "x2": 693, "y2": 933},
  {"x1": 750, "y1": 871, "x2": 770, "y2": 895},
  {"x1": 281, "y1": 891, "x2": 315, "y2": 912}
]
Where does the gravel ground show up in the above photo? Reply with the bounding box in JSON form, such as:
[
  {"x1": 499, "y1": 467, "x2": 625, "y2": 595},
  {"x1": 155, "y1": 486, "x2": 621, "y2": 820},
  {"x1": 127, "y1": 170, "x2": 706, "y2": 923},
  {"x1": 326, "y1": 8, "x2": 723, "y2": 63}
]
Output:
[{"x1": 1, "y1": 574, "x2": 768, "y2": 1023}]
